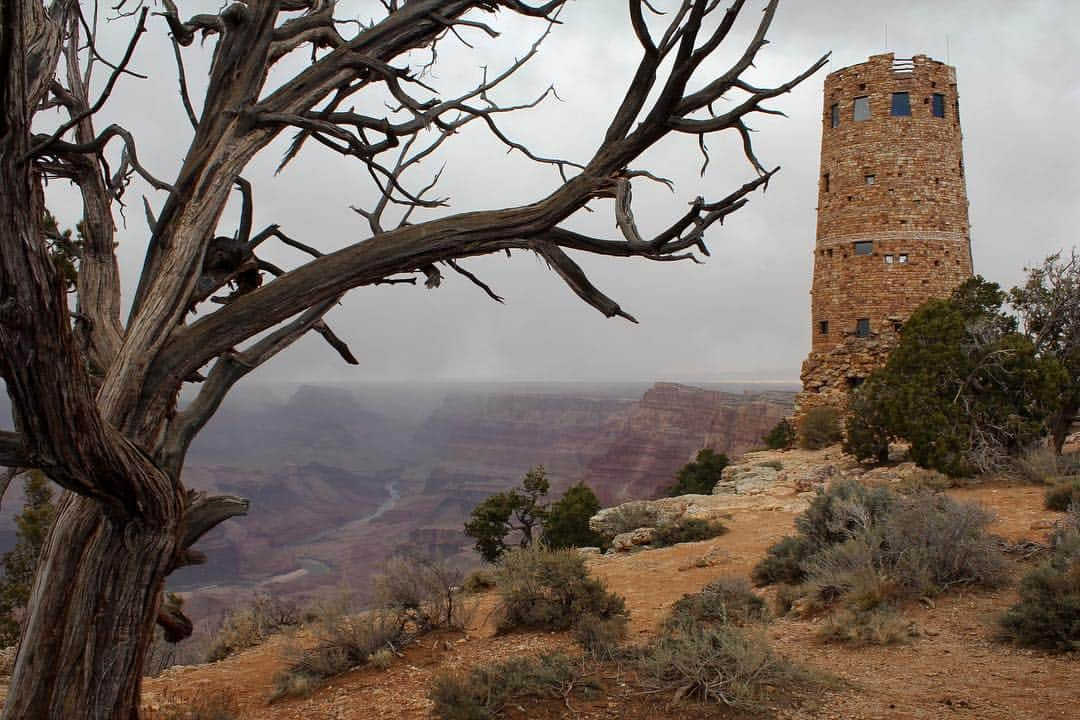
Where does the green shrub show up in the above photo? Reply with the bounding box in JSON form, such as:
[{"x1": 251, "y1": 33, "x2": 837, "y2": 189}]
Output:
[
  {"x1": 666, "y1": 449, "x2": 730, "y2": 496},
  {"x1": 819, "y1": 606, "x2": 915, "y2": 646},
  {"x1": 798, "y1": 406, "x2": 843, "y2": 450},
  {"x1": 495, "y1": 544, "x2": 627, "y2": 633},
  {"x1": 1000, "y1": 507, "x2": 1080, "y2": 651},
  {"x1": 429, "y1": 653, "x2": 583, "y2": 720},
  {"x1": 543, "y1": 482, "x2": 604, "y2": 549},
  {"x1": 753, "y1": 480, "x2": 894, "y2": 587},
  {"x1": 572, "y1": 613, "x2": 628, "y2": 661},
  {"x1": 665, "y1": 576, "x2": 768, "y2": 630},
  {"x1": 637, "y1": 624, "x2": 798, "y2": 711},
  {"x1": 652, "y1": 518, "x2": 727, "y2": 547},
  {"x1": 763, "y1": 418, "x2": 796, "y2": 450},
  {"x1": 1045, "y1": 479, "x2": 1080, "y2": 511}
]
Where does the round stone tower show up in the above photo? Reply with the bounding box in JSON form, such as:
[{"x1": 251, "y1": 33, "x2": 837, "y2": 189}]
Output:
[{"x1": 797, "y1": 53, "x2": 973, "y2": 415}]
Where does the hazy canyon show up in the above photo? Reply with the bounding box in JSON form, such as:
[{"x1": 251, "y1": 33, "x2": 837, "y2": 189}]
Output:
[{"x1": 2, "y1": 381, "x2": 793, "y2": 622}]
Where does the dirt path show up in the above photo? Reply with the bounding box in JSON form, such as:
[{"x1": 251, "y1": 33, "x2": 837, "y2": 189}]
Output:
[{"x1": 142, "y1": 483, "x2": 1079, "y2": 720}]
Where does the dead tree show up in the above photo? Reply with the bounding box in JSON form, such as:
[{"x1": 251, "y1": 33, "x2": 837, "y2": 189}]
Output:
[{"x1": 0, "y1": 1, "x2": 825, "y2": 716}]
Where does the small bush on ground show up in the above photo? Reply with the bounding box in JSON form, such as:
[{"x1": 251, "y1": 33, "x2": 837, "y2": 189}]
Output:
[
  {"x1": 144, "y1": 689, "x2": 239, "y2": 720},
  {"x1": 798, "y1": 406, "x2": 843, "y2": 450},
  {"x1": 665, "y1": 576, "x2": 768, "y2": 630},
  {"x1": 1045, "y1": 479, "x2": 1080, "y2": 511},
  {"x1": 602, "y1": 501, "x2": 657, "y2": 535},
  {"x1": 754, "y1": 481, "x2": 1006, "y2": 644},
  {"x1": 666, "y1": 449, "x2": 730, "y2": 496},
  {"x1": 763, "y1": 418, "x2": 796, "y2": 450},
  {"x1": 1012, "y1": 445, "x2": 1076, "y2": 484},
  {"x1": 572, "y1": 613, "x2": 628, "y2": 661},
  {"x1": 495, "y1": 544, "x2": 627, "y2": 633},
  {"x1": 819, "y1": 606, "x2": 916, "y2": 646},
  {"x1": 652, "y1": 518, "x2": 727, "y2": 547},
  {"x1": 205, "y1": 593, "x2": 300, "y2": 662},
  {"x1": 429, "y1": 652, "x2": 585, "y2": 720},
  {"x1": 270, "y1": 611, "x2": 404, "y2": 701},
  {"x1": 462, "y1": 569, "x2": 496, "y2": 594},
  {"x1": 637, "y1": 624, "x2": 800, "y2": 711},
  {"x1": 1000, "y1": 505, "x2": 1080, "y2": 651},
  {"x1": 372, "y1": 555, "x2": 466, "y2": 632}
]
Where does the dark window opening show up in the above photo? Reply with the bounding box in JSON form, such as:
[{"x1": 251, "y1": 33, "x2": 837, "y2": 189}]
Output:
[
  {"x1": 826, "y1": 248, "x2": 833, "y2": 257},
  {"x1": 853, "y1": 96, "x2": 871, "y2": 121},
  {"x1": 865, "y1": 174, "x2": 875, "y2": 185},
  {"x1": 819, "y1": 320, "x2": 829, "y2": 335},
  {"x1": 890, "y1": 92, "x2": 911, "y2": 116},
  {"x1": 859, "y1": 83, "x2": 867, "y2": 91},
  {"x1": 891, "y1": 319, "x2": 904, "y2": 332},
  {"x1": 898, "y1": 254, "x2": 909, "y2": 263},
  {"x1": 855, "y1": 318, "x2": 871, "y2": 337},
  {"x1": 932, "y1": 93, "x2": 946, "y2": 117},
  {"x1": 847, "y1": 376, "x2": 865, "y2": 389},
  {"x1": 823, "y1": 173, "x2": 830, "y2": 192},
  {"x1": 854, "y1": 241, "x2": 873, "y2": 256},
  {"x1": 830, "y1": 104, "x2": 840, "y2": 128}
]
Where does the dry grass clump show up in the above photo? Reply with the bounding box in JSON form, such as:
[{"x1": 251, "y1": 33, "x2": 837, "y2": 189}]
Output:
[
  {"x1": 637, "y1": 624, "x2": 801, "y2": 710},
  {"x1": 205, "y1": 593, "x2": 300, "y2": 662},
  {"x1": 495, "y1": 544, "x2": 627, "y2": 634},
  {"x1": 270, "y1": 611, "x2": 403, "y2": 702},
  {"x1": 651, "y1": 518, "x2": 728, "y2": 547},
  {"x1": 1045, "y1": 479, "x2": 1080, "y2": 512},
  {"x1": 753, "y1": 481, "x2": 1006, "y2": 645},
  {"x1": 429, "y1": 652, "x2": 586, "y2": 720},
  {"x1": 603, "y1": 501, "x2": 658, "y2": 535},
  {"x1": 373, "y1": 555, "x2": 470, "y2": 631},
  {"x1": 665, "y1": 576, "x2": 768, "y2": 631},
  {"x1": 1000, "y1": 505, "x2": 1080, "y2": 651},
  {"x1": 144, "y1": 689, "x2": 239, "y2": 720}
]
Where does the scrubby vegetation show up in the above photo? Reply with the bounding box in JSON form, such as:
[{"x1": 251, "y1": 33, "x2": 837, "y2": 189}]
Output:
[
  {"x1": 763, "y1": 417, "x2": 796, "y2": 450},
  {"x1": 1000, "y1": 506, "x2": 1080, "y2": 651},
  {"x1": 752, "y1": 480, "x2": 1006, "y2": 644},
  {"x1": 666, "y1": 448, "x2": 729, "y2": 496},
  {"x1": 430, "y1": 653, "x2": 587, "y2": 720},
  {"x1": 651, "y1": 517, "x2": 728, "y2": 547},
  {"x1": 665, "y1": 576, "x2": 768, "y2": 630},
  {"x1": 601, "y1": 501, "x2": 658, "y2": 536},
  {"x1": 1045, "y1": 479, "x2": 1080, "y2": 512},
  {"x1": 798, "y1": 406, "x2": 843, "y2": 450},
  {"x1": 543, "y1": 483, "x2": 604, "y2": 549},
  {"x1": 205, "y1": 593, "x2": 301, "y2": 663},
  {"x1": 495, "y1": 544, "x2": 627, "y2": 634},
  {"x1": 144, "y1": 689, "x2": 240, "y2": 720}
]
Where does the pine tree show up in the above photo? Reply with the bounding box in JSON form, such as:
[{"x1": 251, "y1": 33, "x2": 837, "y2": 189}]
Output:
[{"x1": 0, "y1": 471, "x2": 56, "y2": 645}]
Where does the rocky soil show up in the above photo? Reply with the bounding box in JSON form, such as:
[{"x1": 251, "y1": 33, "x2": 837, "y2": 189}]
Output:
[{"x1": 130, "y1": 447, "x2": 1079, "y2": 720}]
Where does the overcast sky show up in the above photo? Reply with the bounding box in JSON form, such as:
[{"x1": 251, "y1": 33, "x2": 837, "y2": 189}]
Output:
[{"x1": 43, "y1": 0, "x2": 1080, "y2": 385}]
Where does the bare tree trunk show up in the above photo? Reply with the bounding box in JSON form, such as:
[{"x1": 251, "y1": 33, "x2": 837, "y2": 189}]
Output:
[
  {"x1": 1052, "y1": 398, "x2": 1078, "y2": 455},
  {"x1": 2, "y1": 493, "x2": 180, "y2": 719}
]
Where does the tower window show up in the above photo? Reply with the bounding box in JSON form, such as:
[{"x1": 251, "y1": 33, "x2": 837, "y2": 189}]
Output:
[
  {"x1": 853, "y1": 241, "x2": 872, "y2": 256},
  {"x1": 898, "y1": 253, "x2": 909, "y2": 263},
  {"x1": 890, "y1": 92, "x2": 911, "y2": 116},
  {"x1": 823, "y1": 173, "x2": 830, "y2": 192},
  {"x1": 885, "y1": 254, "x2": 894, "y2": 264},
  {"x1": 855, "y1": 318, "x2": 871, "y2": 337},
  {"x1": 819, "y1": 320, "x2": 829, "y2": 335},
  {"x1": 865, "y1": 174, "x2": 875, "y2": 185},
  {"x1": 932, "y1": 93, "x2": 946, "y2": 118},
  {"x1": 848, "y1": 376, "x2": 865, "y2": 389},
  {"x1": 830, "y1": 103, "x2": 840, "y2": 128},
  {"x1": 853, "y1": 96, "x2": 870, "y2": 121}
]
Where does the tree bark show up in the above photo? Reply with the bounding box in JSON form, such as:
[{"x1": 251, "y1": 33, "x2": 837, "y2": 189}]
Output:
[{"x1": 2, "y1": 493, "x2": 181, "y2": 720}]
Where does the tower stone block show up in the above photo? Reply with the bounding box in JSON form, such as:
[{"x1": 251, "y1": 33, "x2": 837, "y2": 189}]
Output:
[{"x1": 797, "y1": 53, "x2": 974, "y2": 416}]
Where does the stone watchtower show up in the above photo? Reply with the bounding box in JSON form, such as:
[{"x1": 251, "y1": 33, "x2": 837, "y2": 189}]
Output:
[{"x1": 797, "y1": 53, "x2": 973, "y2": 415}]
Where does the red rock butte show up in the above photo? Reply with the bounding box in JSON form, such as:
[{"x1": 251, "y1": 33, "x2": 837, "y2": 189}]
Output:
[{"x1": 797, "y1": 53, "x2": 974, "y2": 415}]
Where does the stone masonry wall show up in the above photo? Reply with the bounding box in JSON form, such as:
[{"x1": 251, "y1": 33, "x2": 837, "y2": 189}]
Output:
[{"x1": 798, "y1": 53, "x2": 974, "y2": 418}]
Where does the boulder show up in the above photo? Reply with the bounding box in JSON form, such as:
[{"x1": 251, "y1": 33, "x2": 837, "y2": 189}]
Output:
[{"x1": 611, "y1": 527, "x2": 656, "y2": 552}]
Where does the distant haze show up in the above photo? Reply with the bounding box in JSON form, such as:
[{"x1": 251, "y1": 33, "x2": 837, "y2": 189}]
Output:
[{"x1": 39, "y1": 0, "x2": 1080, "y2": 385}]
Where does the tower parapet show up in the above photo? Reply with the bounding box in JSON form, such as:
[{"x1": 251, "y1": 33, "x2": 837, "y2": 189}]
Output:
[{"x1": 797, "y1": 53, "x2": 973, "y2": 416}]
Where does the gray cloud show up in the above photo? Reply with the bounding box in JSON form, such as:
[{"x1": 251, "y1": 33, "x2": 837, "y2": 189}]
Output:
[{"x1": 44, "y1": 0, "x2": 1080, "y2": 384}]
